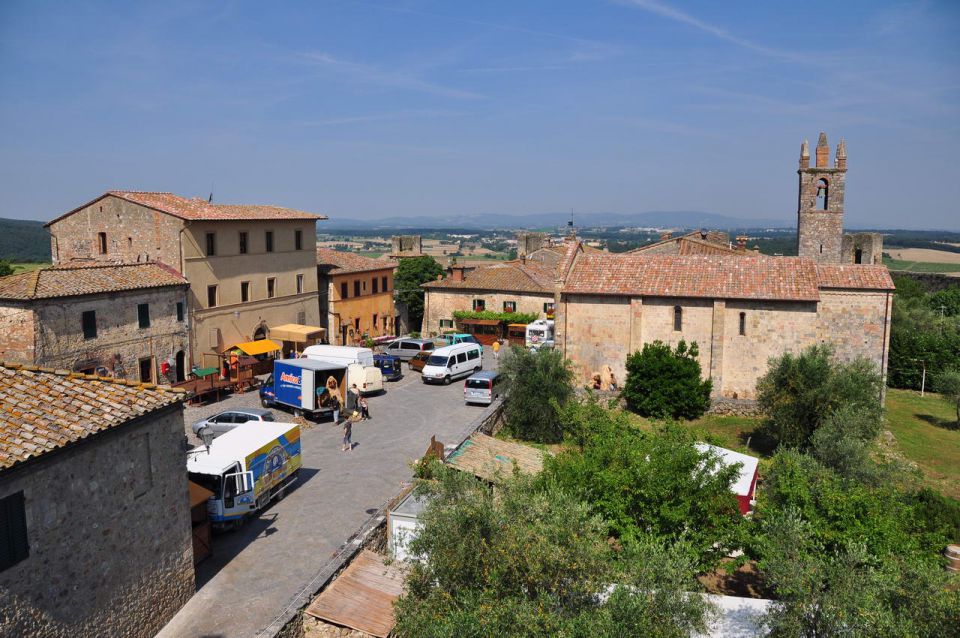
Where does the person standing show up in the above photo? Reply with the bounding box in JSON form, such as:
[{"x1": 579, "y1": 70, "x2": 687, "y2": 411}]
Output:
[
  {"x1": 347, "y1": 383, "x2": 360, "y2": 413},
  {"x1": 492, "y1": 339, "x2": 501, "y2": 362},
  {"x1": 342, "y1": 416, "x2": 353, "y2": 452}
]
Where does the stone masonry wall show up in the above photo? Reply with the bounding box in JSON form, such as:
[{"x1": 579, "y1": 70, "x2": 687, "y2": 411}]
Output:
[
  {"x1": 33, "y1": 286, "x2": 189, "y2": 383},
  {"x1": 0, "y1": 305, "x2": 35, "y2": 363},
  {"x1": 816, "y1": 290, "x2": 892, "y2": 381},
  {"x1": 48, "y1": 196, "x2": 184, "y2": 266},
  {"x1": 797, "y1": 167, "x2": 846, "y2": 264},
  {"x1": 0, "y1": 406, "x2": 194, "y2": 638},
  {"x1": 422, "y1": 289, "x2": 553, "y2": 336}
]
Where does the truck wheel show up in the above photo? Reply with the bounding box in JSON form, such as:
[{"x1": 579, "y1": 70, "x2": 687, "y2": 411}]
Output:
[
  {"x1": 443, "y1": 375, "x2": 451, "y2": 385},
  {"x1": 294, "y1": 408, "x2": 303, "y2": 418},
  {"x1": 261, "y1": 398, "x2": 270, "y2": 408}
]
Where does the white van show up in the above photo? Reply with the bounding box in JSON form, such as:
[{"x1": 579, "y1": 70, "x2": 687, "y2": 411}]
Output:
[
  {"x1": 421, "y1": 343, "x2": 483, "y2": 385},
  {"x1": 301, "y1": 345, "x2": 383, "y2": 395}
]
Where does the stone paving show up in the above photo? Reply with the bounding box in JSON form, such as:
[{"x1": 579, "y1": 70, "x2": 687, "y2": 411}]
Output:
[{"x1": 157, "y1": 350, "x2": 496, "y2": 638}]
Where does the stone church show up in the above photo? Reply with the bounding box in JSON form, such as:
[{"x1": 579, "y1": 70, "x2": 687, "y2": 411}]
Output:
[{"x1": 555, "y1": 133, "x2": 894, "y2": 400}]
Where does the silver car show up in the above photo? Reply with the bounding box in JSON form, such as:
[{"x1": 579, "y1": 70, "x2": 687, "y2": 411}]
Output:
[
  {"x1": 383, "y1": 338, "x2": 435, "y2": 361},
  {"x1": 191, "y1": 407, "x2": 276, "y2": 437}
]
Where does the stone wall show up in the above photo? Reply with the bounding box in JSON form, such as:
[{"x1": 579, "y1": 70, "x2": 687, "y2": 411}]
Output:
[
  {"x1": 816, "y1": 290, "x2": 892, "y2": 382},
  {"x1": 32, "y1": 286, "x2": 189, "y2": 383},
  {"x1": 841, "y1": 232, "x2": 884, "y2": 265},
  {"x1": 797, "y1": 166, "x2": 846, "y2": 264},
  {"x1": 49, "y1": 195, "x2": 184, "y2": 266},
  {"x1": 0, "y1": 406, "x2": 194, "y2": 638},
  {"x1": 0, "y1": 305, "x2": 35, "y2": 363},
  {"x1": 422, "y1": 288, "x2": 553, "y2": 335}
]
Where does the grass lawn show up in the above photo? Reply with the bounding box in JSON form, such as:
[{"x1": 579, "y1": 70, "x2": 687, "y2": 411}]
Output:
[
  {"x1": 884, "y1": 388, "x2": 960, "y2": 499},
  {"x1": 8, "y1": 262, "x2": 49, "y2": 274},
  {"x1": 628, "y1": 412, "x2": 773, "y2": 458},
  {"x1": 883, "y1": 256, "x2": 960, "y2": 273}
]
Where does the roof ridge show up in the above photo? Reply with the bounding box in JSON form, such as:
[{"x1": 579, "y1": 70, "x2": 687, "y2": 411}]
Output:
[{"x1": 0, "y1": 360, "x2": 187, "y2": 394}]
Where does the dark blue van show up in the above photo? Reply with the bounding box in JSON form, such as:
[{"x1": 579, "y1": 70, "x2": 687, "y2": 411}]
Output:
[{"x1": 374, "y1": 353, "x2": 403, "y2": 381}]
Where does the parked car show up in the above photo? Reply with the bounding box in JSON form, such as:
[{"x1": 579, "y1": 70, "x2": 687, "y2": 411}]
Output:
[
  {"x1": 383, "y1": 338, "x2": 435, "y2": 361},
  {"x1": 436, "y1": 333, "x2": 479, "y2": 346},
  {"x1": 408, "y1": 350, "x2": 431, "y2": 373},
  {"x1": 464, "y1": 371, "x2": 502, "y2": 406},
  {"x1": 192, "y1": 407, "x2": 276, "y2": 437},
  {"x1": 374, "y1": 353, "x2": 403, "y2": 381},
  {"x1": 422, "y1": 343, "x2": 483, "y2": 385}
]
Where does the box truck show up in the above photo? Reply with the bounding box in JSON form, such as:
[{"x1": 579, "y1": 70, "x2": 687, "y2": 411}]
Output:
[
  {"x1": 301, "y1": 345, "x2": 384, "y2": 394},
  {"x1": 187, "y1": 421, "x2": 302, "y2": 528},
  {"x1": 259, "y1": 358, "x2": 347, "y2": 419}
]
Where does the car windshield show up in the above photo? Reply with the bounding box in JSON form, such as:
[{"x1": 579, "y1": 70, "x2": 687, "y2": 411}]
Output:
[
  {"x1": 189, "y1": 471, "x2": 222, "y2": 499},
  {"x1": 427, "y1": 355, "x2": 449, "y2": 367},
  {"x1": 463, "y1": 335, "x2": 478, "y2": 343}
]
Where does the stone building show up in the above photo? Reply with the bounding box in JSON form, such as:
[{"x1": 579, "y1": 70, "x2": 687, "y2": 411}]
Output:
[
  {"x1": 0, "y1": 262, "x2": 189, "y2": 383},
  {"x1": 0, "y1": 362, "x2": 193, "y2": 638},
  {"x1": 45, "y1": 191, "x2": 325, "y2": 367},
  {"x1": 389, "y1": 235, "x2": 423, "y2": 259},
  {"x1": 842, "y1": 232, "x2": 884, "y2": 265},
  {"x1": 628, "y1": 230, "x2": 739, "y2": 256},
  {"x1": 316, "y1": 248, "x2": 396, "y2": 345},
  {"x1": 556, "y1": 132, "x2": 894, "y2": 399}
]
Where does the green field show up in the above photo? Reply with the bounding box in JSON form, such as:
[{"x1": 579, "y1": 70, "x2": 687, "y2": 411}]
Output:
[
  {"x1": 883, "y1": 256, "x2": 960, "y2": 273},
  {"x1": 630, "y1": 389, "x2": 959, "y2": 498},
  {"x1": 9, "y1": 262, "x2": 49, "y2": 274}
]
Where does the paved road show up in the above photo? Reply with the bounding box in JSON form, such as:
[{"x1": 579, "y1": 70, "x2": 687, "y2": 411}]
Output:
[{"x1": 157, "y1": 351, "x2": 495, "y2": 638}]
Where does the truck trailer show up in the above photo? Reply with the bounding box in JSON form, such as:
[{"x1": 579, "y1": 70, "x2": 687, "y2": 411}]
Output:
[
  {"x1": 187, "y1": 421, "x2": 302, "y2": 528},
  {"x1": 259, "y1": 358, "x2": 347, "y2": 419}
]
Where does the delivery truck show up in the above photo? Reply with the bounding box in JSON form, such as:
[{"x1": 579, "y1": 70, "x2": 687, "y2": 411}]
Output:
[
  {"x1": 301, "y1": 345, "x2": 384, "y2": 394},
  {"x1": 259, "y1": 358, "x2": 347, "y2": 419},
  {"x1": 187, "y1": 421, "x2": 302, "y2": 528}
]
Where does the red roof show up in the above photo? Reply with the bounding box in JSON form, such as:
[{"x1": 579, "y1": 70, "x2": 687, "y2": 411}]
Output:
[
  {"x1": 563, "y1": 254, "x2": 821, "y2": 301},
  {"x1": 0, "y1": 262, "x2": 188, "y2": 300},
  {"x1": 816, "y1": 264, "x2": 895, "y2": 290},
  {"x1": 316, "y1": 248, "x2": 394, "y2": 274},
  {"x1": 47, "y1": 191, "x2": 326, "y2": 226},
  {"x1": 423, "y1": 260, "x2": 556, "y2": 293}
]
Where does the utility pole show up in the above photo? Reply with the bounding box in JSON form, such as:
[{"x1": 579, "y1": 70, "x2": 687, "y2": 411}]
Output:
[{"x1": 920, "y1": 360, "x2": 926, "y2": 397}]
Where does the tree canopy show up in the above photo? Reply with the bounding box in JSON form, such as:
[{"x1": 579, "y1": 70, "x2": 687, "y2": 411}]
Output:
[
  {"x1": 499, "y1": 346, "x2": 574, "y2": 443},
  {"x1": 394, "y1": 256, "x2": 444, "y2": 332},
  {"x1": 623, "y1": 340, "x2": 712, "y2": 420}
]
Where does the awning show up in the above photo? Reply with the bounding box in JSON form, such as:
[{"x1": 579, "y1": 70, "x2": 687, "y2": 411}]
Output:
[
  {"x1": 222, "y1": 339, "x2": 282, "y2": 356},
  {"x1": 188, "y1": 481, "x2": 214, "y2": 508},
  {"x1": 458, "y1": 318, "x2": 501, "y2": 325},
  {"x1": 192, "y1": 367, "x2": 218, "y2": 378},
  {"x1": 270, "y1": 323, "x2": 326, "y2": 342}
]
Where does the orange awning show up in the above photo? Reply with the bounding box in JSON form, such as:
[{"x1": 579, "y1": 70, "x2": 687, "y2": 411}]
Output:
[{"x1": 222, "y1": 339, "x2": 281, "y2": 356}]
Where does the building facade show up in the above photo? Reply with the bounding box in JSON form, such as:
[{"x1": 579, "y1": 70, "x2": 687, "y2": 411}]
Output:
[
  {"x1": 0, "y1": 263, "x2": 189, "y2": 383},
  {"x1": 45, "y1": 191, "x2": 324, "y2": 367},
  {"x1": 557, "y1": 133, "x2": 894, "y2": 399},
  {"x1": 0, "y1": 363, "x2": 193, "y2": 638},
  {"x1": 317, "y1": 248, "x2": 396, "y2": 345}
]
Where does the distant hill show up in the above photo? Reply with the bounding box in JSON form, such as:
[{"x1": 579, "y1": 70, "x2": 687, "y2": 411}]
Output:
[
  {"x1": 322, "y1": 210, "x2": 792, "y2": 231},
  {"x1": 0, "y1": 218, "x2": 51, "y2": 262}
]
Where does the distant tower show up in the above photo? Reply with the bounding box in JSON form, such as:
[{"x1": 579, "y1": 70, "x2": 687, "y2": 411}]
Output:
[{"x1": 797, "y1": 132, "x2": 846, "y2": 263}]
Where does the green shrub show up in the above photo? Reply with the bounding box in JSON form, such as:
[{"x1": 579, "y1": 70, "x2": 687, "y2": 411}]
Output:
[
  {"x1": 623, "y1": 340, "x2": 711, "y2": 420},
  {"x1": 452, "y1": 309, "x2": 539, "y2": 325},
  {"x1": 499, "y1": 346, "x2": 574, "y2": 443}
]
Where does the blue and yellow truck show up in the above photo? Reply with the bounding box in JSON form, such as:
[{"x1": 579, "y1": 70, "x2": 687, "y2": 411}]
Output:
[{"x1": 187, "y1": 421, "x2": 302, "y2": 528}]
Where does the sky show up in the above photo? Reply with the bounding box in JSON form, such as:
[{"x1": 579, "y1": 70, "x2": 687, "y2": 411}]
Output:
[{"x1": 0, "y1": 0, "x2": 958, "y2": 229}]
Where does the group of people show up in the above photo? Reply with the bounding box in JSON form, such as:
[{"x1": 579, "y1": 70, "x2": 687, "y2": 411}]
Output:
[{"x1": 316, "y1": 376, "x2": 370, "y2": 452}]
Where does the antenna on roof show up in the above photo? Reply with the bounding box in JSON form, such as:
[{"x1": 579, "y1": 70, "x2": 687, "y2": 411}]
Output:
[{"x1": 208, "y1": 180, "x2": 214, "y2": 203}]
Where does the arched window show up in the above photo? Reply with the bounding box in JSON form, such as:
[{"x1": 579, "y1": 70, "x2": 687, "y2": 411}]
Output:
[
  {"x1": 673, "y1": 306, "x2": 682, "y2": 332},
  {"x1": 739, "y1": 312, "x2": 746, "y2": 336},
  {"x1": 815, "y1": 178, "x2": 829, "y2": 210}
]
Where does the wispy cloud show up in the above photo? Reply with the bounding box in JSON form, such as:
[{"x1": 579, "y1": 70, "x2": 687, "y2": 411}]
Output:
[
  {"x1": 299, "y1": 51, "x2": 483, "y2": 100},
  {"x1": 616, "y1": 0, "x2": 802, "y2": 61}
]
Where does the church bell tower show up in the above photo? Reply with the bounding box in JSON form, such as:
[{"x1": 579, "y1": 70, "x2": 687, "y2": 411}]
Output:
[{"x1": 797, "y1": 132, "x2": 846, "y2": 263}]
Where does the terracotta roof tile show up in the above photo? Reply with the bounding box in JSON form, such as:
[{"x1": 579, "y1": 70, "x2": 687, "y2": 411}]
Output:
[
  {"x1": 47, "y1": 191, "x2": 326, "y2": 226},
  {"x1": 423, "y1": 261, "x2": 556, "y2": 293},
  {"x1": 316, "y1": 248, "x2": 394, "y2": 274},
  {"x1": 0, "y1": 262, "x2": 187, "y2": 300},
  {"x1": 563, "y1": 254, "x2": 822, "y2": 301},
  {"x1": 0, "y1": 363, "x2": 185, "y2": 471},
  {"x1": 816, "y1": 264, "x2": 895, "y2": 290}
]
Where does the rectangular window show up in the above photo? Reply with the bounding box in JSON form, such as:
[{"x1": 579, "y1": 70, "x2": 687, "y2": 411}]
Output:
[
  {"x1": 373, "y1": 313, "x2": 378, "y2": 329},
  {"x1": 739, "y1": 312, "x2": 747, "y2": 336},
  {"x1": 82, "y1": 310, "x2": 97, "y2": 339},
  {"x1": 176, "y1": 302, "x2": 184, "y2": 322},
  {"x1": 297, "y1": 311, "x2": 306, "y2": 325},
  {"x1": 383, "y1": 276, "x2": 389, "y2": 292},
  {"x1": 241, "y1": 281, "x2": 250, "y2": 303},
  {"x1": 472, "y1": 299, "x2": 485, "y2": 311},
  {"x1": 267, "y1": 278, "x2": 276, "y2": 298},
  {"x1": 354, "y1": 280, "x2": 361, "y2": 297},
  {"x1": 673, "y1": 306, "x2": 682, "y2": 332},
  {"x1": 340, "y1": 282, "x2": 348, "y2": 299},
  {"x1": 372, "y1": 278, "x2": 379, "y2": 294},
  {"x1": 137, "y1": 303, "x2": 150, "y2": 329},
  {"x1": 207, "y1": 285, "x2": 218, "y2": 308},
  {"x1": 295, "y1": 230, "x2": 303, "y2": 251},
  {"x1": 139, "y1": 357, "x2": 152, "y2": 383},
  {"x1": 205, "y1": 232, "x2": 216, "y2": 256},
  {"x1": 98, "y1": 232, "x2": 107, "y2": 255},
  {"x1": 239, "y1": 232, "x2": 248, "y2": 254},
  {"x1": 265, "y1": 231, "x2": 274, "y2": 253},
  {"x1": 0, "y1": 491, "x2": 29, "y2": 572},
  {"x1": 354, "y1": 318, "x2": 360, "y2": 332},
  {"x1": 296, "y1": 274, "x2": 304, "y2": 294},
  {"x1": 439, "y1": 319, "x2": 454, "y2": 328},
  {"x1": 503, "y1": 301, "x2": 516, "y2": 313}
]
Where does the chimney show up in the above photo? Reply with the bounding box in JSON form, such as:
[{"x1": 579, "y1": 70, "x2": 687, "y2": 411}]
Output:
[
  {"x1": 736, "y1": 235, "x2": 748, "y2": 251},
  {"x1": 450, "y1": 266, "x2": 465, "y2": 282},
  {"x1": 815, "y1": 132, "x2": 829, "y2": 168},
  {"x1": 799, "y1": 138, "x2": 810, "y2": 169},
  {"x1": 660, "y1": 231, "x2": 673, "y2": 241}
]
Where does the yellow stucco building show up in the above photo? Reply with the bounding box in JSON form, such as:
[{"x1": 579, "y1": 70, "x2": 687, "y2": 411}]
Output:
[{"x1": 316, "y1": 248, "x2": 396, "y2": 345}]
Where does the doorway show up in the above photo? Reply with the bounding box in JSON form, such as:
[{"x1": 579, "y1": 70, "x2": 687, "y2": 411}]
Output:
[
  {"x1": 175, "y1": 350, "x2": 185, "y2": 383},
  {"x1": 139, "y1": 358, "x2": 153, "y2": 383}
]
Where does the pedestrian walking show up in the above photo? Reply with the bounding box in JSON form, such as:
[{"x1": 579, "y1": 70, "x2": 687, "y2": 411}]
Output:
[
  {"x1": 492, "y1": 339, "x2": 501, "y2": 361},
  {"x1": 342, "y1": 415, "x2": 354, "y2": 452}
]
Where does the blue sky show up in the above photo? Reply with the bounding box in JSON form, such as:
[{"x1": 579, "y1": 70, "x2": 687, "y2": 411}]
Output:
[{"x1": 1, "y1": 1, "x2": 958, "y2": 228}]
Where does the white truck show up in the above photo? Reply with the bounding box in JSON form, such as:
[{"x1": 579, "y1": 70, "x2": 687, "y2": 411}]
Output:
[
  {"x1": 187, "y1": 421, "x2": 302, "y2": 528},
  {"x1": 301, "y1": 345, "x2": 384, "y2": 395}
]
